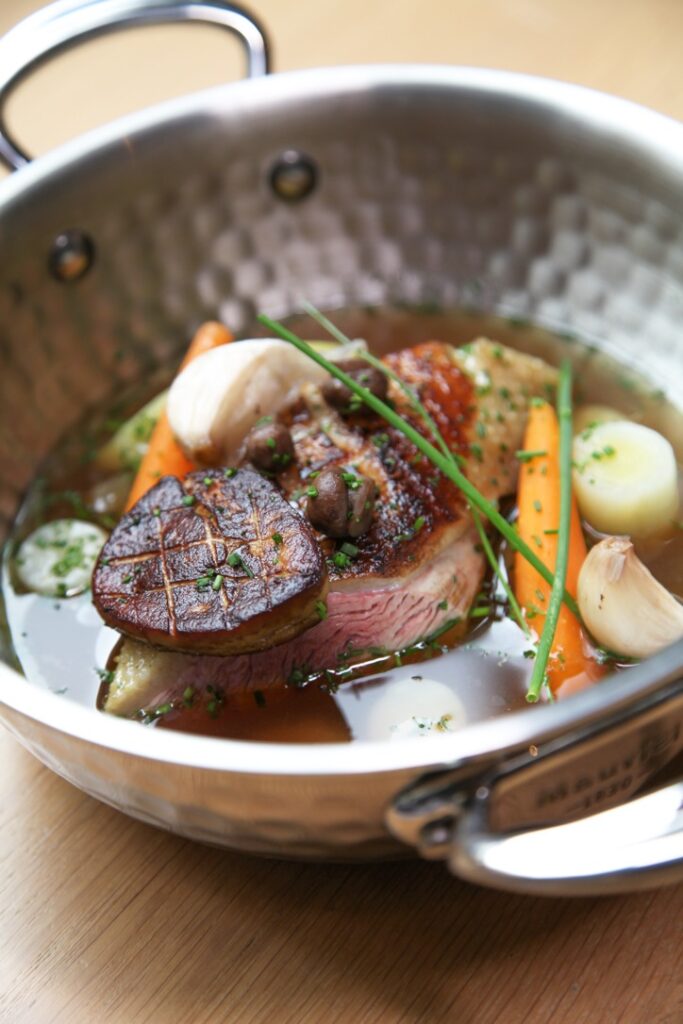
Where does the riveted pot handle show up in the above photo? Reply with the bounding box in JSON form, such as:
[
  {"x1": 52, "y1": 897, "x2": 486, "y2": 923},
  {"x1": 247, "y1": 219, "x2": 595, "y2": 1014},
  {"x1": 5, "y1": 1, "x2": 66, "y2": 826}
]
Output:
[
  {"x1": 449, "y1": 772, "x2": 683, "y2": 896},
  {"x1": 0, "y1": 0, "x2": 270, "y2": 171},
  {"x1": 388, "y1": 648, "x2": 683, "y2": 895}
]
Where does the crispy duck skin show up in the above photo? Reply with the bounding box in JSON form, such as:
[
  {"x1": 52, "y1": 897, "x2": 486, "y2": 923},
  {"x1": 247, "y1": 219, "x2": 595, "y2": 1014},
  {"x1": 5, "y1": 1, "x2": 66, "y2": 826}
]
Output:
[{"x1": 92, "y1": 469, "x2": 327, "y2": 655}]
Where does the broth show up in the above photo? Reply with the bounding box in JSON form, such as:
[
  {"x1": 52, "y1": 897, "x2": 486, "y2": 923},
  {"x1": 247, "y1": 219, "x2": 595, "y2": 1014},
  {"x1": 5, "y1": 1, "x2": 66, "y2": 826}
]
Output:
[{"x1": 2, "y1": 309, "x2": 682, "y2": 743}]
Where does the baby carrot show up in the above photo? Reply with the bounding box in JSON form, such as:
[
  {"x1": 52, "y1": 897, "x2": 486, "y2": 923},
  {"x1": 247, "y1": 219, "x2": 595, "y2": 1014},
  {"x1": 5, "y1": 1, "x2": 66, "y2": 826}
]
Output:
[
  {"x1": 514, "y1": 400, "x2": 603, "y2": 695},
  {"x1": 124, "y1": 322, "x2": 233, "y2": 510}
]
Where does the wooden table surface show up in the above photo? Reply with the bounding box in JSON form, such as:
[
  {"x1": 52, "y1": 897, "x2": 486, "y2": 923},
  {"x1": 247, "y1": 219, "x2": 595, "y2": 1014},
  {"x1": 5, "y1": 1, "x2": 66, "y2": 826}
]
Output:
[{"x1": 1, "y1": 2, "x2": 683, "y2": 1022}]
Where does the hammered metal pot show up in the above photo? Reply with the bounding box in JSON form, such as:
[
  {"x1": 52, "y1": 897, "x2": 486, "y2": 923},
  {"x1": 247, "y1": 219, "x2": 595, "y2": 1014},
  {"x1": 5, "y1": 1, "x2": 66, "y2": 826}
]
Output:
[{"x1": 0, "y1": 0, "x2": 682, "y2": 892}]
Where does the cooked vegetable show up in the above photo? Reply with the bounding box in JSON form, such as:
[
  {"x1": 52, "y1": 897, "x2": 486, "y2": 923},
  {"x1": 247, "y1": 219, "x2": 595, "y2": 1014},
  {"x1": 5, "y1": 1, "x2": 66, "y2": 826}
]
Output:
[
  {"x1": 125, "y1": 322, "x2": 233, "y2": 510},
  {"x1": 15, "y1": 519, "x2": 108, "y2": 597},
  {"x1": 514, "y1": 393, "x2": 601, "y2": 697},
  {"x1": 573, "y1": 403, "x2": 624, "y2": 436},
  {"x1": 96, "y1": 390, "x2": 167, "y2": 473},
  {"x1": 321, "y1": 358, "x2": 388, "y2": 411},
  {"x1": 245, "y1": 421, "x2": 294, "y2": 472},
  {"x1": 577, "y1": 536, "x2": 683, "y2": 658},
  {"x1": 305, "y1": 467, "x2": 377, "y2": 538},
  {"x1": 166, "y1": 338, "x2": 328, "y2": 467},
  {"x1": 258, "y1": 314, "x2": 581, "y2": 617},
  {"x1": 365, "y1": 677, "x2": 466, "y2": 740},
  {"x1": 572, "y1": 420, "x2": 679, "y2": 537}
]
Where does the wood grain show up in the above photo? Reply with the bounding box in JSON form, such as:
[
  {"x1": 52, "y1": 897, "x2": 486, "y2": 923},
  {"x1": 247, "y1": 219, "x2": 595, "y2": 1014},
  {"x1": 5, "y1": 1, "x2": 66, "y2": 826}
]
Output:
[{"x1": 1, "y1": 1, "x2": 683, "y2": 1022}]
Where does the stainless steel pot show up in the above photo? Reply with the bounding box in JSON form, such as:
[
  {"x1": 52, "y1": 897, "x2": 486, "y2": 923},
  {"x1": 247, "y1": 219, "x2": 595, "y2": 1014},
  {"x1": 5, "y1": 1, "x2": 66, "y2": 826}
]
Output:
[{"x1": 0, "y1": 0, "x2": 682, "y2": 894}]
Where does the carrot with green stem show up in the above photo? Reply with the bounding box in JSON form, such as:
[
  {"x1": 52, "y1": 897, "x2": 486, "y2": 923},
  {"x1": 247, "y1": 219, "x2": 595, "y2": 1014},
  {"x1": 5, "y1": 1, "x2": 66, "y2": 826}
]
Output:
[
  {"x1": 515, "y1": 389, "x2": 604, "y2": 699},
  {"x1": 125, "y1": 322, "x2": 233, "y2": 510}
]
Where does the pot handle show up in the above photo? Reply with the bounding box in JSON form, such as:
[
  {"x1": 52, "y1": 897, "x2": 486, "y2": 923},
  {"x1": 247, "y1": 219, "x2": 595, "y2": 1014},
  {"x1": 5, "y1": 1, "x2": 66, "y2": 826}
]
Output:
[
  {"x1": 387, "y1": 665, "x2": 683, "y2": 895},
  {"x1": 0, "y1": 0, "x2": 270, "y2": 171}
]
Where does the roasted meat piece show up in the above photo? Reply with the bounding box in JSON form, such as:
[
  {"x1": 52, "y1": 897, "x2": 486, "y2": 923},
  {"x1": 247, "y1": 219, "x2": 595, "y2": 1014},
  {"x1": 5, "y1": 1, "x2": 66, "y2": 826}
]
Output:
[
  {"x1": 102, "y1": 339, "x2": 557, "y2": 716},
  {"x1": 92, "y1": 469, "x2": 327, "y2": 655}
]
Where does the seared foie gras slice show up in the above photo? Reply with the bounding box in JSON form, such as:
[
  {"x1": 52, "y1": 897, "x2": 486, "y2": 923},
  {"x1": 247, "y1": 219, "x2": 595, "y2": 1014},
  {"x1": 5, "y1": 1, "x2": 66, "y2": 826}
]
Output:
[{"x1": 92, "y1": 469, "x2": 327, "y2": 655}]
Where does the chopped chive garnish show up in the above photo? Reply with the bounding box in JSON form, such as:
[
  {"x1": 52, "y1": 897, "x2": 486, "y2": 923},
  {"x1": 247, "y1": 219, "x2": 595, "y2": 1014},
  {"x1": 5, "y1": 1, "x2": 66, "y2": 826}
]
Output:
[
  {"x1": 224, "y1": 467, "x2": 237, "y2": 478},
  {"x1": 212, "y1": 573, "x2": 223, "y2": 591},
  {"x1": 332, "y1": 551, "x2": 351, "y2": 569},
  {"x1": 227, "y1": 552, "x2": 254, "y2": 578},
  {"x1": 196, "y1": 575, "x2": 211, "y2": 589},
  {"x1": 516, "y1": 449, "x2": 547, "y2": 462},
  {"x1": 315, "y1": 600, "x2": 328, "y2": 620},
  {"x1": 341, "y1": 471, "x2": 361, "y2": 489},
  {"x1": 181, "y1": 495, "x2": 195, "y2": 506},
  {"x1": 413, "y1": 515, "x2": 426, "y2": 533},
  {"x1": 272, "y1": 532, "x2": 283, "y2": 546},
  {"x1": 203, "y1": 476, "x2": 213, "y2": 486},
  {"x1": 470, "y1": 606, "x2": 491, "y2": 619},
  {"x1": 306, "y1": 485, "x2": 319, "y2": 498},
  {"x1": 340, "y1": 542, "x2": 359, "y2": 558},
  {"x1": 543, "y1": 528, "x2": 559, "y2": 536}
]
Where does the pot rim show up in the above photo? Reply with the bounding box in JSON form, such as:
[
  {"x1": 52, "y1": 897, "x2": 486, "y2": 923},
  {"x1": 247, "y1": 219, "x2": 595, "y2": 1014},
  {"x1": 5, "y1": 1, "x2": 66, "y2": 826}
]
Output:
[{"x1": 1, "y1": 63, "x2": 682, "y2": 777}]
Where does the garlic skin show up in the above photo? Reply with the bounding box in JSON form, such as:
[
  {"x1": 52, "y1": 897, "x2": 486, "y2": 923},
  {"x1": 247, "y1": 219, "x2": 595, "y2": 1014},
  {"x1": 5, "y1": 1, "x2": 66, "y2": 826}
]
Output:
[
  {"x1": 577, "y1": 536, "x2": 683, "y2": 659},
  {"x1": 167, "y1": 339, "x2": 328, "y2": 465}
]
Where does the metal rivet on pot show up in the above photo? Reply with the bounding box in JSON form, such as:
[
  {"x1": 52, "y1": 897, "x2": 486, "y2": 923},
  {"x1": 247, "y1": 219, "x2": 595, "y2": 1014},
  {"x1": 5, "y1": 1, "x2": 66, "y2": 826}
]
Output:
[
  {"x1": 48, "y1": 230, "x2": 95, "y2": 282},
  {"x1": 269, "y1": 150, "x2": 318, "y2": 202}
]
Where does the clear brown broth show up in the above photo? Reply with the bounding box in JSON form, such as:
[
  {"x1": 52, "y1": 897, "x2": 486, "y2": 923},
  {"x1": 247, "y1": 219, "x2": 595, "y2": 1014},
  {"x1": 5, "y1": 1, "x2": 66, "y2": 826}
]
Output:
[{"x1": 2, "y1": 308, "x2": 682, "y2": 743}]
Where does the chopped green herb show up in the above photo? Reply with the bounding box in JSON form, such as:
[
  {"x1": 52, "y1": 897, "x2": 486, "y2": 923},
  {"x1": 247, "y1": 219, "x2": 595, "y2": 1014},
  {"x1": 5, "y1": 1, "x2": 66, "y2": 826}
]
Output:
[
  {"x1": 181, "y1": 495, "x2": 195, "y2": 507},
  {"x1": 341, "y1": 471, "x2": 361, "y2": 490},
  {"x1": 413, "y1": 515, "x2": 426, "y2": 533},
  {"x1": 203, "y1": 476, "x2": 213, "y2": 486},
  {"x1": 306, "y1": 485, "x2": 319, "y2": 498},
  {"x1": 533, "y1": 500, "x2": 543, "y2": 513},
  {"x1": 212, "y1": 573, "x2": 223, "y2": 591},
  {"x1": 224, "y1": 467, "x2": 237, "y2": 478},
  {"x1": 227, "y1": 552, "x2": 254, "y2": 578},
  {"x1": 315, "y1": 600, "x2": 328, "y2": 621},
  {"x1": 340, "y1": 542, "x2": 359, "y2": 558},
  {"x1": 516, "y1": 449, "x2": 547, "y2": 462},
  {"x1": 272, "y1": 532, "x2": 283, "y2": 546}
]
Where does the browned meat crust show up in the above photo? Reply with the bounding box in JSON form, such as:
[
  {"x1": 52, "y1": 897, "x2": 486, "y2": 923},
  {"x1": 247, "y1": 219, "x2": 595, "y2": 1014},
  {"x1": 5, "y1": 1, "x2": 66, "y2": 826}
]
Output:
[
  {"x1": 92, "y1": 469, "x2": 327, "y2": 655},
  {"x1": 274, "y1": 341, "x2": 476, "y2": 583}
]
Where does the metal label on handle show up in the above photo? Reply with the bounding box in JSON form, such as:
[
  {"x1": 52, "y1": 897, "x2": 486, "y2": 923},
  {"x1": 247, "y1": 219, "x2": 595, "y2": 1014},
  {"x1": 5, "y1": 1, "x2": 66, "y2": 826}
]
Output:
[{"x1": 488, "y1": 691, "x2": 683, "y2": 833}]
